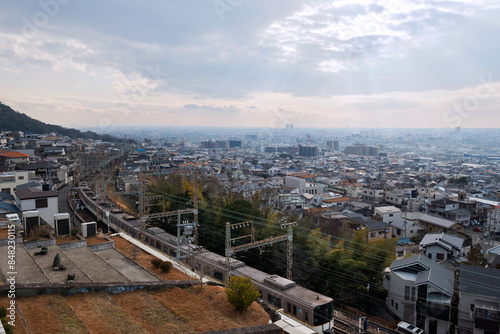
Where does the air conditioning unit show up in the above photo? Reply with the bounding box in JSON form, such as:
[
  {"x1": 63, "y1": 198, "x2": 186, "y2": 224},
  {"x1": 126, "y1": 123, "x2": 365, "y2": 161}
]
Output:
[
  {"x1": 54, "y1": 213, "x2": 71, "y2": 236},
  {"x1": 23, "y1": 211, "x2": 40, "y2": 234},
  {"x1": 81, "y1": 222, "x2": 97, "y2": 238}
]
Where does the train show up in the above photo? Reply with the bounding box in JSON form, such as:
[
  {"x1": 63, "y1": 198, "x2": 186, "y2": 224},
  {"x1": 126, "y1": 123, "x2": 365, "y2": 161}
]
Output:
[{"x1": 76, "y1": 185, "x2": 335, "y2": 333}]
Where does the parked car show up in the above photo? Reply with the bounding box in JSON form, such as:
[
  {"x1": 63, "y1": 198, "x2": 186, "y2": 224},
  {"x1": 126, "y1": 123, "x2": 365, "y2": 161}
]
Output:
[
  {"x1": 473, "y1": 227, "x2": 482, "y2": 232},
  {"x1": 397, "y1": 321, "x2": 424, "y2": 334}
]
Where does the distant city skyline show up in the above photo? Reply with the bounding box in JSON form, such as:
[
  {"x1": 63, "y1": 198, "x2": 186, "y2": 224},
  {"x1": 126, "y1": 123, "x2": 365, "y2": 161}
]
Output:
[{"x1": 1, "y1": 1, "x2": 500, "y2": 129}]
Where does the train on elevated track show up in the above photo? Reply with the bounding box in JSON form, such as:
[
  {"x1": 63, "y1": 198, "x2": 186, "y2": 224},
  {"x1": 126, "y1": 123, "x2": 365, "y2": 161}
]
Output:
[{"x1": 77, "y1": 185, "x2": 334, "y2": 333}]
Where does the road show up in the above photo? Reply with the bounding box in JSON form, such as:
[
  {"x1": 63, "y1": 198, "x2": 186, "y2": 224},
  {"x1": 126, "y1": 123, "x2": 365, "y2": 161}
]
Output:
[{"x1": 58, "y1": 184, "x2": 83, "y2": 227}]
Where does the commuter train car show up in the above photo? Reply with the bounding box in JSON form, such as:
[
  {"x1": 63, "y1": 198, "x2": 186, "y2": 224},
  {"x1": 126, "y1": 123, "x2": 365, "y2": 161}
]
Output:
[{"x1": 77, "y1": 187, "x2": 334, "y2": 333}]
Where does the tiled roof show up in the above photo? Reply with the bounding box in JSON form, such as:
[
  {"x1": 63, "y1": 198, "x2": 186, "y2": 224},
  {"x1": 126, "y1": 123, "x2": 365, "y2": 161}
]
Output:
[
  {"x1": 15, "y1": 187, "x2": 58, "y2": 200},
  {"x1": 459, "y1": 264, "x2": 500, "y2": 299}
]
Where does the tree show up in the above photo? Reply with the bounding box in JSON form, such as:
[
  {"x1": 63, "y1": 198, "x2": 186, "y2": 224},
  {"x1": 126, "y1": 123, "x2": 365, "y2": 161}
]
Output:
[
  {"x1": 464, "y1": 243, "x2": 487, "y2": 267},
  {"x1": 226, "y1": 276, "x2": 260, "y2": 312}
]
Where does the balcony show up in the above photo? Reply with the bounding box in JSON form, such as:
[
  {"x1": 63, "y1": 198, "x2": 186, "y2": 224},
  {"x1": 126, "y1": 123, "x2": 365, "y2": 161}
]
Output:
[
  {"x1": 416, "y1": 300, "x2": 450, "y2": 321},
  {"x1": 474, "y1": 304, "x2": 500, "y2": 333}
]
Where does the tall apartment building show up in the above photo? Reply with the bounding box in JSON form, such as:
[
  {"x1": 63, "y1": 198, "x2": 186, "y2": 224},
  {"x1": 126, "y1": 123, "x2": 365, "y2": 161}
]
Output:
[
  {"x1": 344, "y1": 144, "x2": 380, "y2": 156},
  {"x1": 326, "y1": 140, "x2": 339, "y2": 151},
  {"x1": 298, "y1": 145, "x2": 318, "y2": 157}
]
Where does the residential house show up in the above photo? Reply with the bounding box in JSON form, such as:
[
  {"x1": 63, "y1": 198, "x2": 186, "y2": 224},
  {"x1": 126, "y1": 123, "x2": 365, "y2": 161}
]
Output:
[
  {"x1": 391, "y1": 218, "x2": 425, "y2": 240},
  {"x1": 15, "y1": 187, "x2": 59, "y2": 227},
  {"x1": 419, "y1": 233, "x2": 465, "y2": 263},
  {"x1": 361, "y1": 187, "x2": 385, "y2": 202},
  {"x1": 374, "y1": 206, "x2": 402, "y2": 224},
  {"x1": 0, "y1": 170, "x2": 33, "y2": 194},
  {"x1": 457, "y1": 265, "x2": 500, "y2": 334},
  {"x1": 383, "y1": 255, "x2": 454, "y2": 334}
]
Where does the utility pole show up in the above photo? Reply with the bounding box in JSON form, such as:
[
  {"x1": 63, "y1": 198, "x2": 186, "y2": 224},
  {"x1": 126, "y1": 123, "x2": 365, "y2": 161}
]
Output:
[
  {"x1": 224, "y1": 221, "x2": 297, "y2": 285},
  {"x1": 192, "y1": 179, "x2": 199, "y2": 245}
]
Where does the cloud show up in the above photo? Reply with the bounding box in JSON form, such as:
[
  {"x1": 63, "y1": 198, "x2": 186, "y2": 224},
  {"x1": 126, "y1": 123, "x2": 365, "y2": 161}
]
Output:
[
  {"x1": 0, "y1": 1, "x2": 499, "y2": 128},
  {"x1": 183, "y1": 104, "x2": 241, "y2": 113}
]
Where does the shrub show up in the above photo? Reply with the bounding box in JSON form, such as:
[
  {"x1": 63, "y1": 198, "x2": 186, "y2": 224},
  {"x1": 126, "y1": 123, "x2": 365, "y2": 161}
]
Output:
[
  {"x1": 70, "y1": 226, "x2": 79, "y2": 238},
  {"x1": 159, "y1": 261, "x2": 172, "y2": 273},
  {"x1": 226, "y1": 276, "x2": 260, "y2": 312},
  {"x1": 0, "y1": 306, "x2": 6, "y2": 318},
  {"x1": 151, "y1": 258, "x2": 162, "y2": 268}
]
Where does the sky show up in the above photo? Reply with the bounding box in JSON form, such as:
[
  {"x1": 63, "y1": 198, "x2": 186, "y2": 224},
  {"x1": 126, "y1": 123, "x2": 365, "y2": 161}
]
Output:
[{"x1": 1, "y1": 0, "x2": 500, "y2": 130}]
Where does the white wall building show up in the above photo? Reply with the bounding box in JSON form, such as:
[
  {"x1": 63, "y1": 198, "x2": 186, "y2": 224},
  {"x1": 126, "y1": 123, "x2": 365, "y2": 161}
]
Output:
[{"x1": 15, "y1": 187, "x2": 59, "y2": 227}]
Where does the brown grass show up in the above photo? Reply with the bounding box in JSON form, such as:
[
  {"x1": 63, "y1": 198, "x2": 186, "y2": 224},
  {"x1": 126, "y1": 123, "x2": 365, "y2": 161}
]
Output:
[
  {"x1": 15, "y1": 294, "x2": 87, "y2": 334},
  {"x1": 65, "y1": 292, "x2": 147, "y2": 334},
  {"x1": 151, "y1": 286, "x2": 270, "y2": 332},
  {"x1": 56, "y1": 235, "x2": 79, "y2": 244},
  {"x1": 85, "y1": 236, "x2": 110, "y2": 246},
  {"x1": 111, "y1": 236, "x2": 192, "y2": 280},
  {"x1": 106, "y1": 183, "x2": 138, "y2": 215},
  {"x1": 111, "y1": 290, "x2": 195, "y2": 334},
  {"x1": 0, "y1": 296, "x2": 28, "y2": 334},
  {"x1": 0, "y1": 228, "x2": 11, "y2": 240}
]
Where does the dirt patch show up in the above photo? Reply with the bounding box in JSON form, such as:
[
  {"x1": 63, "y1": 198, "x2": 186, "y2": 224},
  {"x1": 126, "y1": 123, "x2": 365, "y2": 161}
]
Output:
[
  {"x1": 151, "y1": 286, "x2": 269, "y2": 333},
  {"x1": 65, "y1": 292, "x2": 147, "y2": 334},
  {"x1": 111, "y1": 236, "x2": 193, "y2": 280},
  {"x1": 15, "y1": 294, "x2": 87, "y2": 334},
  {"x1": 0, "y1": 228, "x2": 11, "y2": 240},
  {"x1": 85, "y1": 236, "x2": 110, "y2": 246},
  {"x1": 0, "y1": 297, "x2": 28, "y2": 334},
  {"x1": 56, "y1": 236, "x2": 79, "y2": 244},
  {"x1": 111, "y1": 290, "x2": 195, "y2": 334}
]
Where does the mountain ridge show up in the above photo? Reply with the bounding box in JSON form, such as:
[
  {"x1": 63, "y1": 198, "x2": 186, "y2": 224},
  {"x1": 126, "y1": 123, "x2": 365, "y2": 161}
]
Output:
[{"x1": 0, "y1": 102, "x2": 130, "y2": 143}]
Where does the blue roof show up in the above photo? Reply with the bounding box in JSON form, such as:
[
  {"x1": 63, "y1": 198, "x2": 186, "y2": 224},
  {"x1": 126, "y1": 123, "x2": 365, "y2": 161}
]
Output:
[
  {"x1": 0, "y1": 192, "x2": 14, "y2": 201},
  {"x1": 0, "y1": 202, "x2": 20, "y2": 212},
  {"x1": 397, "y1": 238, "x2": 411, "y2": 245}
]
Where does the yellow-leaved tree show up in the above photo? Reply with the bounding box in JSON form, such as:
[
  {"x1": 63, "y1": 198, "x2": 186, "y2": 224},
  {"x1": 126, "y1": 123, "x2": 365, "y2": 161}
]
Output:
[{"x1": 226, "y1": 276, "x2": 260, "y2": 312}]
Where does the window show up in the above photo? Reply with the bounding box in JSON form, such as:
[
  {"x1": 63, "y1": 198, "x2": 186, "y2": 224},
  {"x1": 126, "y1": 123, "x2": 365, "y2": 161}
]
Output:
[
  {"x1": 389, "y1": 213, "x2": 393, "y2": 217},
  {"x1": 405, "y1": 286, "x2": 410, "y2": 300},
  {"x1": 437, "y1": 253, "x2": 445, "y2": 260},
  {"x1": 268, "y1": 295, "x2": 281, "y2": 308},
  {"x1": 379, "y1": 231, "x2": 384, "y2": 235},
  {"x1": 305, "y1": 312, "x2": 309, "y2": 322},
  {"x1": 1, "y1": 188, "x2": 10, "y2": 194},
  {"x1": 391, "y1": 299, "x2": 394, "y2": 306},
  {"x1": 411, "y1": 287, "x2": 416, "y2": 301},
  {"x1": 371, "y1": 232, "x2": 376, "y2": 237},
  {"x1": 287, "y1": 303, "x2": 291, "y2": 313},
  {"x1": 35, "y1": 198, "x2": 48, "y2": 208},
  {"x1": 293, "y1": 305, "x2": 297, "y2": 316},
  {"x1": 18, "y1": 176, "x2": 24, "y2": 180},
  {"x1": 395, "y1": 303, "x2": 399, "y2": 310}
]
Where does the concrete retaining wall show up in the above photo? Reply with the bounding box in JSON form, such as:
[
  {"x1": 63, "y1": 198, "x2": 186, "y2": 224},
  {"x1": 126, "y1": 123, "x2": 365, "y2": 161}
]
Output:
[
  {"x1": 88, "y1": 240, "x2": 114, "y2": 251},
  {"x1": 0, "y1": 280, "x2": 200, "y2": 298},
  {"x1": 58, "y1": 239, "x2": 87, "y2": 250},
  {"x1": 0, "y1": 236, "x2": 22, "y2": 246},
  {"x1": 24, "y1": 236, "x2": 56, "y2": 249}
]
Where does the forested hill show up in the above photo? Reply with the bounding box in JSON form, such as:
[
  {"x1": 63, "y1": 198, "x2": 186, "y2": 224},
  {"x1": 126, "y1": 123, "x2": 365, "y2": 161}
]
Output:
[{"x1": 0, "y1": 102, "x2": 128, "y2": 143}]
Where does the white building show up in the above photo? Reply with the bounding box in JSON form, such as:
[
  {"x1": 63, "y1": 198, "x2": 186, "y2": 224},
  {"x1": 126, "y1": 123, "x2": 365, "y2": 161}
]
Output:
[
  {"x1": 383, "y1": 255, "x2": 454, "y2": 334},
  {"x1": 374, "y1": 206, "x2": 402, "y2": 224},
  {"x1": 285, "y1": 176, "x2": 325, "y2": 195},
  {"x1": 15, "y1": 187, "x2": 59, "y2": 227},
  {"x1": 0, "y1": 170, "x2": 33, "y2": 194}
]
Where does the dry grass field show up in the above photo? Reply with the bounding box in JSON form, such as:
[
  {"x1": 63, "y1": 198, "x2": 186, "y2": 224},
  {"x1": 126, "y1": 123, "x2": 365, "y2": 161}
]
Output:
[
  {"x1": 65, "y1": 292, "x2": 148, "y2": 334},
  {"x1": 15, "y1": 294, "x2": 87, "y2": 334}
]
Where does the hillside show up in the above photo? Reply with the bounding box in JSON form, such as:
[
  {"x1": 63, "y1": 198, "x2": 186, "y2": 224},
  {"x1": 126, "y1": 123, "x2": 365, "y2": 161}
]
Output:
[{"x1": 0, "y1": 102, "x2": 129, "y2": 143}]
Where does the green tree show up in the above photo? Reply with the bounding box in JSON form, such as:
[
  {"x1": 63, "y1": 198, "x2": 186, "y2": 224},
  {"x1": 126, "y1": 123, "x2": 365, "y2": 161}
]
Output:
[{"x1": 226, "y1": 276, "x2": 260, "y2": 312}]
